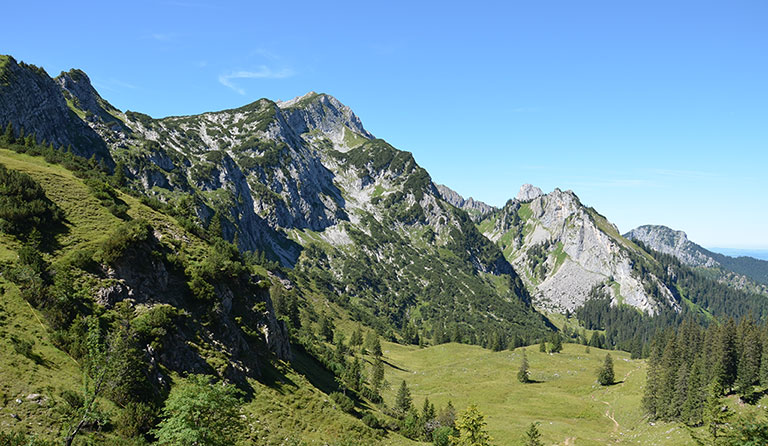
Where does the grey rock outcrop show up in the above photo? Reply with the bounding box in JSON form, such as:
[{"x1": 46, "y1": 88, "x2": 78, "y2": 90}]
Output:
[
  {"x1": 436, "y1": 184, "x2": 496, "y2": 221},
  {"x1": 481, "y1": 189, "x2": 678, "y2": 314},
  {"x1": 516, "y1": 183, "x2": 543, "y2": 201},
  {"x1": 624, "y1": 225, "x2": 719, "y2": 268},
  {"x1": 0, "y1": 56, "x2": 113, "y2": 166}
]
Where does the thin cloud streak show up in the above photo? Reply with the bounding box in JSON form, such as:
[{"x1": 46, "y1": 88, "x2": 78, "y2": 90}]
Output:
[{"x1": 218, "y1": 67, "x2": 294, "y2": 94}]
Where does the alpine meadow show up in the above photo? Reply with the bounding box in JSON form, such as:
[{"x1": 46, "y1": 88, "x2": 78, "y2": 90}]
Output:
[{"x1": 1, "y1": 2, "x2": 767, "y2": 445}]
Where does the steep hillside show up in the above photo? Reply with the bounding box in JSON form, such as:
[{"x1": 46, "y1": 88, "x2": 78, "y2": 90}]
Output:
[
  {"x1": 479, "y1": 186, "x2": 678, "y2": 314},
  {"x1": 0, "y1": 146, "x2": 424, "y2": 445},
  {"x1": 626, "y1": 224, "x2": 768, "y2": 294}
]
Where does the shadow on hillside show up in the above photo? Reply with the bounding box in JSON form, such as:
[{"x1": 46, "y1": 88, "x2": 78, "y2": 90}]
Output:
[{"x1": 382, "y1": 358, "x2": 409, "y2": 373}]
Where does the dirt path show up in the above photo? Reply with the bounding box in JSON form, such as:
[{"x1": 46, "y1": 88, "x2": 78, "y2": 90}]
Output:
[{"x1": 602, "y1": 402, "x2": 619, "y2": 433}]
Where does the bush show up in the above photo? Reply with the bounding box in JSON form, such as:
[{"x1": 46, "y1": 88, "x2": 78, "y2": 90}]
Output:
[
  {"x1": 96, "y1": 219, "x2": 153, "y2": 264},
  {"x1": 329, "y1": 392, "x2": 354, "y2": 413},
  {"x1": 0, "y1": 164, "x2": 63, "y2": 236},
  {"x1": 10, "y1": 335, "x2": 34, "y2": 359},
  {"x1": 361, "y1": 412, "x2": 381, "y2": 429}
]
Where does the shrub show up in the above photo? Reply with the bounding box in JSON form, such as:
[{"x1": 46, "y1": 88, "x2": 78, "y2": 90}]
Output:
[{"x1": 329, "y1": 392, "x2": 354, "y2": 413}]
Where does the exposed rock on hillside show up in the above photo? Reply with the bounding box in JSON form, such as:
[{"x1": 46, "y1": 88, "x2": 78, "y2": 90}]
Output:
[
  {"x1": 0, "y1": 56, "x2": 113, "y2": 165},
  {"x1": 436, "y1": 184, "x2": 496, "y2": 221},
  {"x1": 480, "y1": 185, "x2": 679, "y2": 314},
  {"x1": 624, "y1": 225, "x2": 718, "y2": 268}
]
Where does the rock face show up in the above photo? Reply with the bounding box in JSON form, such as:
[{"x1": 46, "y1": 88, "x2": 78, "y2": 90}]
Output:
[
  {"x1": 624, "y1": 225, "x2": 718, "y2": 268},
  {"x1": 0, "y1": 56, "x2": 113, "y2": 166},
  {"x1": 480, "y1": 187, "x2": 679, "y2": 314},
  {"x1": 436, "y1": 184, "x2": 496, "y2": 221},
  {"x1": 625, "y1": 224, "x2": 768, "y2": 294},
  {"x1": 516, "y1": 184, "x2": 543, "y2": 201}
]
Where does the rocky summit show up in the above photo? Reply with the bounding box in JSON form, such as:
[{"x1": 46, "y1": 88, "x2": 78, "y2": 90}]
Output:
[{"x1": 480, "y1": 185, "x2": 679, "y2": 314}]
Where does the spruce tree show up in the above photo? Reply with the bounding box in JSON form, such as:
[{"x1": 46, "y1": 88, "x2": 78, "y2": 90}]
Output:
[
  {"x1": 524, "y1": 422, "x2": 544, "y2": 446},
  {"x1": 517, "y1": 350, "x2": 530, "y2": 383},
  {"x1": 450, "y1": 404, "x2": 493, "y2": 446},
  {"x1": 736, "y1": 324, "x2": 761, "y2": 396},
  {"x1": 371, "y1": 357, "x2": 385, "y2": 392},
  {"x1": 394, "y1": 380, "x2": 413, "y2": 416},
  {"x1": 350, "y1": 327, "x2": 364, "y2": 347},
  {"x1": 597, "y1": 353, "x2": 614, "y2": 386},
  {"x1": 550, "y1": 332, "x2": 563, "y2": 353},
  {"x1": 2, "y1": 122, "x2": 13, "y2": 144}
]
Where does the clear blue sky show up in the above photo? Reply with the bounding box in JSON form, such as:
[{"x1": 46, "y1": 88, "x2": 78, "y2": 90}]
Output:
[{"x1": 2, "y1": 1, "x2": 766, "y2": 248}]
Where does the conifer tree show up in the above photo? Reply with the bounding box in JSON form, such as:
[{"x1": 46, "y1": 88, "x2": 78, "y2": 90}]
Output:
[
  {"x1": 364, "y1": 331, "x2": 382, "y2": 357},
  {"x1": 517, "y1": 350, "x2": 530, "y2": 383},
  {"x1": 597, "y1": 353, "x2": 614, "y2": 386},
  {"x1": 319, "y1": 314, "x2": 334, "y2": 342},
  {"x1": 450, "y1": 404, "x2": 493, "y2": 446},
  {"x1": 2, "y1": 122, "x2": 13, "y2": 144},
  {"x1": 422, "y1": 396, "x2": 435, "y2": 424},
  {"x1": 736, "y1": 323, "x2": 761, "y2": 396},
  {"x1": 394, "y1": 380, "x2": 413, "y2": 416},
  {"x1": 712, "y1": 319, "x2": 738, "y2": 395},
  {"x1": 550, "y1": 332, "x2": 563, "y2": 353},
  {"x1": 350, "y1": 326, "x2": 364, "y2": 347},
  {"x1": 524, "y1": 422, "x2": 544, "y2": 446},
  {"x1": 539, "y1": 340, "x2": 546, "y2": 352},
  {"x1": 371, "y1": 357, "x2": 385, "y2": 392}
]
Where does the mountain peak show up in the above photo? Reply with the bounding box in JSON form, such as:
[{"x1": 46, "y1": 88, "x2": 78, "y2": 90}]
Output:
[
  {"x1": 624, "y1": 224, "x2": 718, "y2": 268},
  {"x1": 516, "y1": 183, "x2": 544, "y2": 201}
]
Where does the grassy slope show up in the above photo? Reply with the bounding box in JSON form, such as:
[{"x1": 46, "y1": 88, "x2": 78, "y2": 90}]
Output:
[
  {"x1": 0, "y1": 148, "x2": 415, "y2": 444},
  {"x1": 380, "y1": 342, "x2": 696, "y2": 446}
]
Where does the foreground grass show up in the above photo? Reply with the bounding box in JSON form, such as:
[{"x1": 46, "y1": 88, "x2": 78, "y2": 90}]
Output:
[{"x1": 380, "y1": 342, "x2": 695, "y2": 445}]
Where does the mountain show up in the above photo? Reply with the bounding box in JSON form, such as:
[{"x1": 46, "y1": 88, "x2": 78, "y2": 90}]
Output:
[
  {"x1": 479, "y1": 186, "x2": 679, "y2": 314},
  {"x1": 625, "y1": 224, "x2": 768, "y2": 294},
  {"x1": 0, "y1": 57, "x2": 550, "y2": 346},
  {"x1": 0, "y1": 56, "x2": 113, "y2": 165},
  {"x1": 624, "y1": 225, "x2": 718, "y2": 268},
  {"x1": 435, "y1": 183, "x2": 496, "y2": 221}
]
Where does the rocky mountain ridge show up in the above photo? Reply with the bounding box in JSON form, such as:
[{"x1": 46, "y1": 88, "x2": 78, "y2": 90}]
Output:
[
  {"x1": 0, "y1": 55, "x2": 549, "y2": 342},
  {"x1": 436, "y1": 183, "x2": 496, "y2": 221},
  {"x1": 479, "y1": 186, "x2": 679, "y2": 314},
  {"x1": 625, "y1": 224, "x2": 768, "y2": 295}
]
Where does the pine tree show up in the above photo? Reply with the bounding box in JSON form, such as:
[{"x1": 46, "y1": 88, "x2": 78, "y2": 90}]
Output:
[
  {"x1": 597, "y1": 353, "x2": 614, "y2": 386},
  {"x1": 319, "y1": 314, "x2": 334, "y2": 342},
  {"x1": 704, "y1": 390, "x2": 733, "y2": 443},
  {"x1": 422, "y1": 396, "x2": 435, "y2": 424},
  {"x1": 539, "y1": 340, "x2": 546, "y2": 352},
  {"x1": 371, "y1": 357, "x2": 385, "y2": 392},
  {"x1": 517, "y1": 350, "x2": 530, "y2": 383},
  {"x1": 2, "y1": 122, "x2": 13, "y2": 144},
  {"x1": 524, "y1": 422, "x2": 544, "y2": 446},
  {"x1": 712, "y1": 319, "x2": 738, "y2": 395},
  {"x1": 394, "y1": 380, "x2": 413, "y2": 416},
  {"x1": 589, "y1": 332, "x2": 603, "y2": 349},
  {"x1": 450, "y1": 404, "x2": 493, "y2": 446},
  {"x1": 349, "y1": 326, "x2": 364, "y2": 347},
  {"x1": 736, "y1": 323, "x2": 761, "y2": 396},
  {"x1": 550, "y1": 332, "x2": 563, "y2": 353}
]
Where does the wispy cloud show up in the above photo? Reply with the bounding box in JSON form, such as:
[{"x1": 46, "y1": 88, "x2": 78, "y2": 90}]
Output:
[
  {"x1": 218, "y1": 67, "x2": 295, "y2": 94},
  {"x1": 650, "y1": 169, "x2": 718, "y2": 179}
]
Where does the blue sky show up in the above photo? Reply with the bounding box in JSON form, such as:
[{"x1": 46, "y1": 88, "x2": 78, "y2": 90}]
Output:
[{"x1": 2, "y1": 1, "x2": 767, "y2": 248}]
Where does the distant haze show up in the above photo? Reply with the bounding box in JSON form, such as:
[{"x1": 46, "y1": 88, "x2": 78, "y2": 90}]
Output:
[{"x1": 708, "y1": 248, "x2": 768, "y2": 262}]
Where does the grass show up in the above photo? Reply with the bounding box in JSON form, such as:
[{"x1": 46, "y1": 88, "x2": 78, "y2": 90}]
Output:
[
  {"x1": 0, "y1": 277, "x2": 87, "y2": 437},
  {"x1": 379, "y1": 342, "x2": 699, "y2": 445}
]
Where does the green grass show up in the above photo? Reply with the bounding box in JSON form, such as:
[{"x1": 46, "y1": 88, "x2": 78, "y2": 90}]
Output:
[
  {"x1": 343, "y1": 126, "x2": 368, "y2": 148},
  {"x1": 0, "y1": 277, "x2": 88, "y2": 437},
  {"x1": 517, "y1": 203, "x2": 533, "y2": 221},
  {"x1": 380, "y1": 342, "x2": 698, "y2": 445}
]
